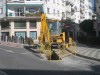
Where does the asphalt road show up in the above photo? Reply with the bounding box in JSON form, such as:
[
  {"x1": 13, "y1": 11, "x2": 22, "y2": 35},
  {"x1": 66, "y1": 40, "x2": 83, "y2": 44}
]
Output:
[{"x1": 0, "y1": 45, "x2": 100, "y2": 75}]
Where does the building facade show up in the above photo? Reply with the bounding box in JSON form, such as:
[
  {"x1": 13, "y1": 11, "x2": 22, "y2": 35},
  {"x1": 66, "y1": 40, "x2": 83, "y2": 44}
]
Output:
[
  {"x1": 43, "y1": 0, "x2": 66, "y2": 20},
  {"x1": 65, "y1": 0, "x2": 93, "y2": 24},
  {"x1": 71, "y1": 0, "x2": 81, "y2": 23},
  {"x1": 0, "y1": 0, "x2": 66, "y2": 43},
  {"x1": 93, "y1": 0, "x2": 100, "y2": 36},
  {"x1": 65, "y1": 0, "x2": 74, "y2": 20},
  {"x1": 84, "y1": 0, "x2": 93, "y2": 20},
  {"x1": 95, "y1": 0, "x2": 100, "y2": 21}
]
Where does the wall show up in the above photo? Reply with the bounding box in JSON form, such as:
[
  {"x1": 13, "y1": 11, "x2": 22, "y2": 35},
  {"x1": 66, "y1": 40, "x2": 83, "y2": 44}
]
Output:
[
  {"x1": 9, "y1": 21, "x2": 41, "y2": 44},
  {"x1": 43, "y1": 0, "x2": 65, "y2": 20}
]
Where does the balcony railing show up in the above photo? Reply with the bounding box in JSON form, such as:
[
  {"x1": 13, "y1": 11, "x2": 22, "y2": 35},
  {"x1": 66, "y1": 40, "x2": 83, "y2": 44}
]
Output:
[
  {"x1": 7, "y1": 12, "x2": 41, "y2": 18},
  {"x1": 1, "y1": 27, "x2": 10, "y2": 30},
  {"x1": 25, "y1": 0, "x2": 42, "y2": 1},
  {"x1": 14, "y1": 27, "x2": 26, "y2": 29},
  {"x1": 7, "y1": 0, "x2": 24, "y2": 3}
]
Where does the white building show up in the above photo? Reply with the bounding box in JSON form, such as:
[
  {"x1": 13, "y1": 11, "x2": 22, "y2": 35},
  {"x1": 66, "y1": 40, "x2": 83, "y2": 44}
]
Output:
[
  {"x1": 93, "y1": 0, "x2": 100, "y2": 36},
  {"x1": 64, "y1": 0, "x2": 74, "y2": 19},
  {"x1": 71, "y1": 0, "x2": 81, "y2": 24},
  {"x1": 84, "y1": 0, "x2": 93, "y2": 20},
  {"x1": 65, "y1": 0, "x2": 93, "y2": 24},
  {"x1": 95, "y1": 0, "x2": 100, "y2": 21},
  {"x1": 43, "y1": 0, "x2": 66, "y2": 20},
  {"x1": 0, "y1": 0, "x2": 66, "y2": 43}
]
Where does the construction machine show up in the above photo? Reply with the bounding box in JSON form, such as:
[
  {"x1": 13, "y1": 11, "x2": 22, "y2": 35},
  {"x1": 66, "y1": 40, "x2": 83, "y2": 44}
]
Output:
[
  {"x1": 39, "y1": 14, "x2": 68, "y2": 48},
  {"x1": 38, "y1": 14, "x2": 76, "y2": 60}
]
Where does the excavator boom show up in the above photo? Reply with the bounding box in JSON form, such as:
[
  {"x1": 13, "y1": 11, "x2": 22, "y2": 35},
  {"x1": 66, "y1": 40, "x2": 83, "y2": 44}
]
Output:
[{"x1": 39, "y1": 14, "x2": 51, "y2": 44}]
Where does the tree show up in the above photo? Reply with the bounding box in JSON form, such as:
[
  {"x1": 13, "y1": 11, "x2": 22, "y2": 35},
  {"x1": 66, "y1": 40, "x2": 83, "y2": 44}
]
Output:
[{"x1": 79, "y1": 20, "x2": 96, "y2": 36}]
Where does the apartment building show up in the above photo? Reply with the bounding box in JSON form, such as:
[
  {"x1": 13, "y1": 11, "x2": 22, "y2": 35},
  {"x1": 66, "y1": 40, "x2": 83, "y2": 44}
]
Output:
[
  {"x1": 65, "y1": 0, "x2": 92, "y2": 24},
  {"x1": 95, "y1": 0, "x2": 100, "y2": 21},
  {"x1": 84, "y1": 0, "x2": 93, "y2": 20},
  {"x1": 0, "y1": 0, "x2": 66, "y2": 43},
  {"x1": 64, "y1": 0, "x2": 74, "y2": 19},
  {"x1": 71, "y1": 0, "x2": 81, "y2": 23},
  {"x1": 93, "y1": 0, "x2": 100, "y2": 36},
  {"x1": 44, "y1": 0, "x2": 66, "y2": 20}
]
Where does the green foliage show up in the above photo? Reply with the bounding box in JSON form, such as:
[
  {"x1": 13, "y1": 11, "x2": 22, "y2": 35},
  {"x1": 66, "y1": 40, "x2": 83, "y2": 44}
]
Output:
[
  {"x1": 78, "y1": 36, "x2": 100, "y2": 45},
  {"x1": 28, "y1": 38, "x2": 34, "y2": 46},
  {"x1": 25, "y1": 13, "x2": 34, "y2": 17},
  {"x1": 25, "y1": 12, "x2": 41, "y2": 17},
  {"x1": 79, "y1": 20, "x2": 96, "y2": 35}
]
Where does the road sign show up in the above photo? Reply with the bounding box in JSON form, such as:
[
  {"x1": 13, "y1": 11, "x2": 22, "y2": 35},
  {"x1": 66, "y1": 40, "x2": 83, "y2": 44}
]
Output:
[{"x1": 0, "y1": 0, "x2": 6, "y2": 20}]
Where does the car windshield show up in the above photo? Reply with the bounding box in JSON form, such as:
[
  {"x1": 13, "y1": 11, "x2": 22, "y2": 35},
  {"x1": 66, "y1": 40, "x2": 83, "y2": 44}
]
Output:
[{"x1": 0, "y1": 0, "x2": 100, "y2": 75}]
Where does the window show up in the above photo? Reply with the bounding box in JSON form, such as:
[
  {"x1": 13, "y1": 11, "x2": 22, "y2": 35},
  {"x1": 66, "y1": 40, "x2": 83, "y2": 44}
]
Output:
[
  {"x1": 26, "y1": 0, "x2": 42, "y2": 1},
  {"x1": 47, "y1": 8, "x2": 50, "y2": 14},
  {"x1": 26, "y1": 8, "x2": 36, "y2": 13},
  {"x1": 57, "y1": 0, "x2": 59, "y2": 4},
  {"x1": 62, "y1": 12, "x2": 65, "y2": 18},
  {"x1": 30, "y1": 31, "x2": 37, "y2": 39},
  {"x1": 15, "y1": 31, "x2": 26, "y2": 38},
  {"x1": 15, "y1": 8, "x2": 24, "y2": 16},
  {"x1": 53, "y1": 0, "x2": 55, "y2": 3},
  {"x1": 58, "y1": 10, "x2": 59, "y2": 16},
  {"x1": 48, "y1": 22, "x2": 58, "y2": 35},
  {"x1": 30, "y1": 21, "x2": 36, "y2": 29},
  {"x1": 53, "y1": 9, "x2": 55, "y2": 15},
  {"x1": 1, "y1": 21, "x2": 10, "y2": 30},
  {"x1": 14, "y1": 21, "x2": 26, "y2": 29},
  {"x1": 0, "y1": 8, "x2": 2, "y2": 14},
  {"x1": 45, "y1": 0, "x2": 49, "y2": 4}
]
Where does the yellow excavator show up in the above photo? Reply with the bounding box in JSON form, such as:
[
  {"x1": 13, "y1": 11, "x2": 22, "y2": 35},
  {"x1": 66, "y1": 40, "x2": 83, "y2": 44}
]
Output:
[
  {"x1": 38, "y1": 14, "x2": 76, "y2": 59},
  {"x1": 39, "y1": 14, "x2": 70, "y2": 48}
]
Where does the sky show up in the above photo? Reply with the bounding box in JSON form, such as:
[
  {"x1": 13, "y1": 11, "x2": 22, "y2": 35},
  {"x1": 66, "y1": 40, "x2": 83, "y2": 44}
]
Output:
[{"x1": 92, "y1": 0, "x2": 94, "y2": 12}]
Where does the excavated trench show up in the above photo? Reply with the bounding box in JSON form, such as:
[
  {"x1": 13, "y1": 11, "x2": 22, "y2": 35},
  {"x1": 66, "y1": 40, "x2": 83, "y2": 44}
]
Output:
[{"x1": 47, "y1": 50, "x2": 61, "y2": 60}]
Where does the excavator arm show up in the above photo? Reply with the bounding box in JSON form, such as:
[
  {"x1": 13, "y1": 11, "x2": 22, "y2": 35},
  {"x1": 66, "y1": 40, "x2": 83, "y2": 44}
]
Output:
[{"x1": 39, "y1": 14, "x2": 51, "y2": 44}]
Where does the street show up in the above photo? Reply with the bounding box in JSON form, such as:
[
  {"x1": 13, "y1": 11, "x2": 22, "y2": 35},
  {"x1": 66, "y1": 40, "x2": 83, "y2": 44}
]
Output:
[{"x1": 0, "y1": 45, "x2": 100, "y2": 75}]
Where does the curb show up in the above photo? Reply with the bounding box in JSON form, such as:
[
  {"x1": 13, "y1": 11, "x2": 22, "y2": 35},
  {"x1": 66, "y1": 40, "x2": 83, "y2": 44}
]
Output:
[
  {"x1": 67, "y1": 48, "x2": 100, "y2": 62},
  {"x1": 0, "y1": 42, "x2": 24, "y2": 48},
  {"x1": 76, "y1": 53, "x2": 100, "y2": 62}
]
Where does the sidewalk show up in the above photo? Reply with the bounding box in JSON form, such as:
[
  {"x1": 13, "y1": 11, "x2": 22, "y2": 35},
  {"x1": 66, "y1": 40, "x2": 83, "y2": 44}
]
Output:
[{"x1": 76, "y1": 43, "x2": 100, "y2": 61}]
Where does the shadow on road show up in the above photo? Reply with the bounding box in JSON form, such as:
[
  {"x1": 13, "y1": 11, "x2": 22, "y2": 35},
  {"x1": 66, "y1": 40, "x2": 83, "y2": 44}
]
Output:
[
  {"x1": 24, "y1": 46, "x2": 39, "y2": 53},
  {"x1": 24, "y1": 46, "x2": 43, "y2": 59},
  {"x1": 0, "y1": 65, "x2": 100, "y2": 75},
  {"x1": 77, "y1": 43, "x2": 100, "y2": 49},
  {"x1": 24, "y1": 46, "x2": 61, "y2": 60}
]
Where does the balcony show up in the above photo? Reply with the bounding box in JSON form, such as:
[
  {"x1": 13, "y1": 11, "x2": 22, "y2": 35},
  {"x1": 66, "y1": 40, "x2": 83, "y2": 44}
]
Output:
[
  {"x1": 24, "y1": 0, "x2": 43, "y2": 4},
  {"x1": 7, "y1": 12, "x2": 41, "y2": 19},
  {"x1": 7, "y1": 0, "x2": 24, "y2": 3},
  {"x1": 65, "y1": 0, "x2": 74, "y2": 5},
  {"x1": 7, "y1": 0, "x2": 43, "y2": 4},
  {"x1": 7, "y1": 11, "x2": 41, "y2": 17}
]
